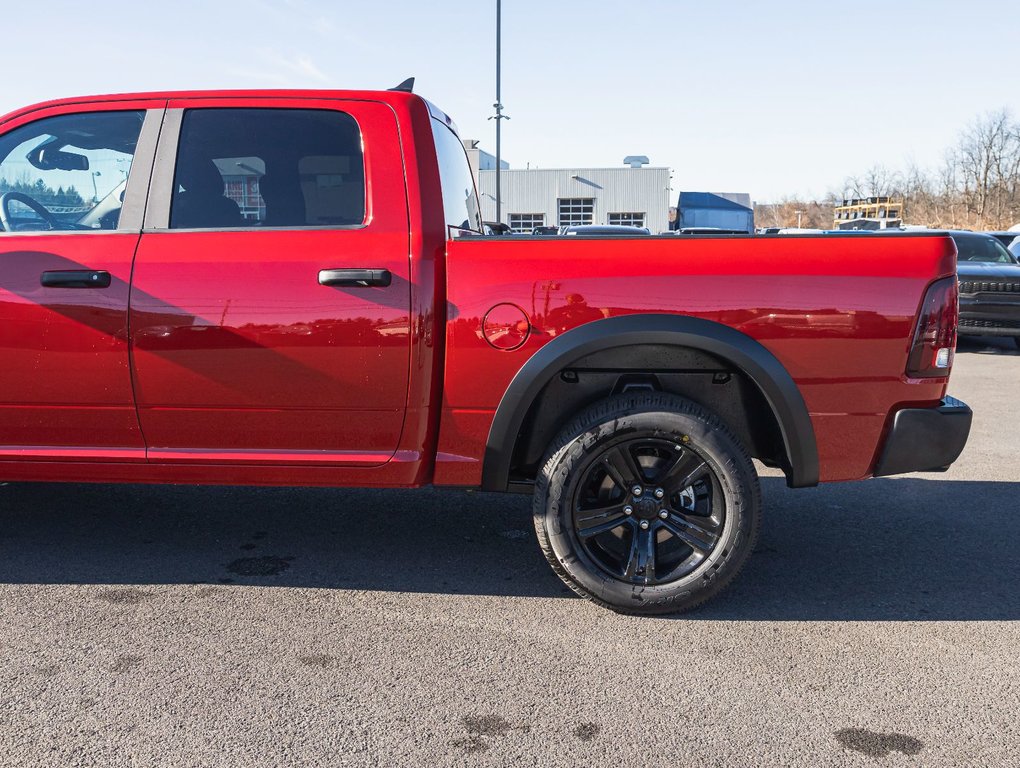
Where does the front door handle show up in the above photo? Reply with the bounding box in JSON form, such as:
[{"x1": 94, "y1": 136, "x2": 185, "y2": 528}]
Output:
[
  {"x1": 40, "y1": 270, "x2": 112, "y2": 288},
  {"x1": 318, "y1": 268, "x2": 392, "y2": 287}
]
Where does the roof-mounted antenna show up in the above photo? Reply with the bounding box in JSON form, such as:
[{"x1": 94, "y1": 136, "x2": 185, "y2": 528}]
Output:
[{"x1": 390, "y1": 77, "x2": 415, "y2": 93}]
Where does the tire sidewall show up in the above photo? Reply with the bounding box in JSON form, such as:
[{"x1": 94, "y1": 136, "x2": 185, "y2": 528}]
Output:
[{"x1": 538, "y1": 405, "x2": 756, "y2": 614}]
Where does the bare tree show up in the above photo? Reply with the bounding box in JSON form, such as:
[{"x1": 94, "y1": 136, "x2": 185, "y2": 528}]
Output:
[
  {"x1": 753, "y1": 197, "x2": 834, "y2": 230},
  {"x1": 954, "y1": 110, "x2": 1020, "y2": 227},
  {"x1": 834, "y1": 108, "x2": 1020, "y2": 230}
]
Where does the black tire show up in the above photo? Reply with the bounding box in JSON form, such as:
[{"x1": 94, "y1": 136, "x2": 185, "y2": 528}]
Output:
[
  {"x1": 1013, "y1": 337, "x2": 1020, "y2": 351},
  {"x1": 533, "y1": 393, "x2": 761, "y2": 615}
]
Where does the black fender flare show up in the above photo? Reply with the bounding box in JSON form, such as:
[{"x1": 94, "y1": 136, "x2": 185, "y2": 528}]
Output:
[{"x1": 481, "y1": 314, "x2": 819, "y2": 490}]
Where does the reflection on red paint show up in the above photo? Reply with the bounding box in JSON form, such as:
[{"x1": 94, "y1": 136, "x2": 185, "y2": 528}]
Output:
[
  {"x1": 435, "y1": 233, "x2": 957, "y2": 485},
  {"x1": 483, "y1": 303, "x2": 530, "y2": 350}
]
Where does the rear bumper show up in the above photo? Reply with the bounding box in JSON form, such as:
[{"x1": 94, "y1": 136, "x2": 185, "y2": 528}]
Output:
[{"x1": 873, "y1": 396, "x2": 972, "y2": 477}]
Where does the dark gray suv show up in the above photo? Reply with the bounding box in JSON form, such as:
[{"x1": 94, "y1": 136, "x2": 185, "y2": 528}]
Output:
[{"x1": 954, "y1": 231, "x2": 1020, "y2": 348}]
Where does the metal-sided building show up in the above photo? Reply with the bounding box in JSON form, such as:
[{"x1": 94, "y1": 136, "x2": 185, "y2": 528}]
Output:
[
  {"x1": 463, "y1": 140, "x2": 509, "y2": 185},
  {"x1": 473, "y1": 162, "x2": 671, "y2": 234},
  {"x1": 476, "y1": 167, "x2": 671, "y2": 233}
]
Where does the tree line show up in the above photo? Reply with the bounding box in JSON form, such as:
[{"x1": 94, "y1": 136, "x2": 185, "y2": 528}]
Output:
[
  {"x1": 0, "y1": 176, "x2": 86, "y2": 208},
  {"x1": 756, "y1": 109, "x2": 1020, "y2": 231}
]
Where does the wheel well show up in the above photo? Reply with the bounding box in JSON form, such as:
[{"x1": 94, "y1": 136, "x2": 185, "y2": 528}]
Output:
[{"x1": 507, "y1": 344, "x2": 788, "y2": 484}]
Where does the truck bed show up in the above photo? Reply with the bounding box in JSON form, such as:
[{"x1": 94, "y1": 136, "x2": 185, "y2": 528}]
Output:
[{"x1": 436, "y1": 232, "x2": 957, "y2": 486}]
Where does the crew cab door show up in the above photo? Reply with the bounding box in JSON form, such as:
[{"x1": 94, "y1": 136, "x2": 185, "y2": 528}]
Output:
[
  {"x1": 130, "y1": 98, "x2": 411, "y2": 465},
  {"x1": 0, "y1": 103, "x2": 162, "y2": 461}
]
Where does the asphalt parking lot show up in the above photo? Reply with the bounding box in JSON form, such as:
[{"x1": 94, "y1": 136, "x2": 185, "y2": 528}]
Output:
[{"x1": 0, "y1": 338, "x2": 1017, "y2": 767}]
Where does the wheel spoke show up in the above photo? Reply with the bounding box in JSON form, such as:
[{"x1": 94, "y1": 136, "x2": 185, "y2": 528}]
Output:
[
  {"x1": 575, "y1": 500, "x2": 627, "y2": 526},
  {"x1": 661, "y1": 512, "x2": 719, "y2": 553},
  {"x1": 623, "y1": 525, "x2": 657, "y2": 583},
  {"x1": 571, "y1": 434, "x2": 725, "y2": 590},
  {"x1": 577, "y1": 513, "x2": 631, "y2": 539},
  {"x1": 658, "y1": 450, "x2": 708, "y2": 494},
  {"x1": 601, "y1": 444, "x2": 644, "y2": 490}
]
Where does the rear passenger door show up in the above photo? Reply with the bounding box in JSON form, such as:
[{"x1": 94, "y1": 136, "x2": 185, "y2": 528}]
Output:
[{"x1": 130, "y1": 98, "x2": 411, "y2": 465}]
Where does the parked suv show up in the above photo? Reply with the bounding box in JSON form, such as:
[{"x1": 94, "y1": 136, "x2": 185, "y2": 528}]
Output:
[{"x1": 953, "y1": 231, "x2": 1020, "y2": 348}]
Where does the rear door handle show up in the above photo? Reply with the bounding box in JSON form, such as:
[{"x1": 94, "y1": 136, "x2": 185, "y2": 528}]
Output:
[
  {"x1": 318, "y1": 268, "x2": 392, "y2": 287},
  {"x1": 40, "y1": 270, "x2": 112, "y2": 288}
]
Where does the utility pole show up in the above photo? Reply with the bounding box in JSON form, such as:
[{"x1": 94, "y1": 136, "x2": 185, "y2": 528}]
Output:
[{"x1": 489, "y1": 0, "x2": 509, "y2": 225}]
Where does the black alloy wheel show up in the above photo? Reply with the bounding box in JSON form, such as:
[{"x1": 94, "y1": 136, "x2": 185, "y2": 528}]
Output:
[
  {"x1": 572, "y1": 436, "x2": 723, "y2": 587},
  {"x1": 533, "y1": 392, "x2": 761, "y2": 615}
]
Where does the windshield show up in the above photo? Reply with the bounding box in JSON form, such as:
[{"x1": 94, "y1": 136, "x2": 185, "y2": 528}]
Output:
[{"x1": 953, "y1": 234, "x2": 1017, "y2": 264}]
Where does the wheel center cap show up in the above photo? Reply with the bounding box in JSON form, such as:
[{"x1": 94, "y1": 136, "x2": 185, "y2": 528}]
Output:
[{"x1": 634, "y1": 497, "x2": 660, "y2": 519}]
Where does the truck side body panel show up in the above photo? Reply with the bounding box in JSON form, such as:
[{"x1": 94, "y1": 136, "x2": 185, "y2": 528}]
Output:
[{"x1": 435, "y1": 234, "x2": 955, "y2": 485}]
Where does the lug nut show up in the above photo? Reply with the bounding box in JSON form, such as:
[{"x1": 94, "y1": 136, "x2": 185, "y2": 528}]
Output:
[
  {"x1": 639, "y1": 520, "x2": 650, "y2": 530},
  {"x1": 623, "y1": 505, "x2": 633, "y2": 516},
  {"x1": 659, "y1": 510, "x2": 668, "y2": 519},
  {"x1": 632, "y1": 485, "x2": 643, "y2": 496},
  {"x1": 654, "y1": 488, "x2": 665, "y2": 499}
]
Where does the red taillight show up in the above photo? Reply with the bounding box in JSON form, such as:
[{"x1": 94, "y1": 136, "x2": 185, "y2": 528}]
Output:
[{"x1": 906, "y1": 276, "x2": 958, "y2": 377}]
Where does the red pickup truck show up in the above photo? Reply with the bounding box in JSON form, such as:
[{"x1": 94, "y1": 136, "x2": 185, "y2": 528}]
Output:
[{"x1": 0, "y1": 87, "x2": 971, "y2": 614}]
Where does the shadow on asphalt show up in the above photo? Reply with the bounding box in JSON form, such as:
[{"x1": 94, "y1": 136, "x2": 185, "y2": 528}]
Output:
[{"x1": 0, "y1": 474, "x2": 1016, "y2": 621}]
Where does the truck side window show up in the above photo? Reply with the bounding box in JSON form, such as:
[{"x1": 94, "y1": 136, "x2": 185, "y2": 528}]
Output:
[
  {"x1": 430, "y1": 118, "x2": 482, "y2": 234},
  {"x1": 0, "y1": 110, "x2": 144, "y2": 233},
  {"x1": 170, "y1": 108, "x2": 365, "y2": 230}
]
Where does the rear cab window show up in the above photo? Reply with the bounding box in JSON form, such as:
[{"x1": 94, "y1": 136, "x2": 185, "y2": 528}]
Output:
[
  {"x1": 429, "y1": 114, "x2": 481, "y2": 236},
  {"x1": 169, "y1": 108, "x2": 365, "y2": 230}
]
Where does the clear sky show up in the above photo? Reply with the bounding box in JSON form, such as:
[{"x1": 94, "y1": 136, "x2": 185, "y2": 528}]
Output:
[{"x1": 2, "y1": 0, "x2": 1016, "y2": 201}]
